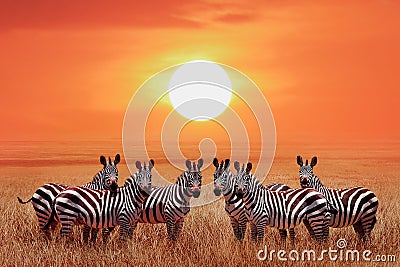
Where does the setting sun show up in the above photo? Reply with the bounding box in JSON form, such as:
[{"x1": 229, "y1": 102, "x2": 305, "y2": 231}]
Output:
[{"x1": 168, "y1": 60, "x2": 232, "y2": 121}]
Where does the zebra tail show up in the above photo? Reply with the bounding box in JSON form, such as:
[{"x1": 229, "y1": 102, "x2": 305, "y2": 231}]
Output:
[{"x1": 17, "y1": 197, "x2": 32, "y2": 204}]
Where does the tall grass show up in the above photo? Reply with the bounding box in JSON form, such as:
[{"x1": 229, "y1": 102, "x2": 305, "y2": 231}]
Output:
[{"x1": 1, "y1": 156, "x2": 399, "y2": 266}]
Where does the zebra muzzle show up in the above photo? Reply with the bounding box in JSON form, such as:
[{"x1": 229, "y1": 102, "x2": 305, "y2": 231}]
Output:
[
  {"x1": 192, "y1": 186, "x2": 201, "y2": 198},
  {"x1": 143, "y1": 183, "x2": 151, "y2": 192},
  {"x1": 193, "y1": 190, "x2": 200, "y2": 198},
  {"x1": 213, "y1": 188, "x2": 221, "y2": 196},
  {"x1": 300, "y1": 177, "x2": 308, "y2": 187},
  {"x1": 235, "y1": 186, "x2": 244, "y2": 198}
]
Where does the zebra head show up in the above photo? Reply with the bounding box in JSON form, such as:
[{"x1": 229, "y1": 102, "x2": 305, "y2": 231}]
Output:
[
  {"x1": 234, "y1": 161, "x2": 253, "y2": 199},
  {"x1": 213, "y1": 158, "x2": 231, "y2": 196},
  {"x1": 297, "y1": 155, "x2": 317, "y2": 188},
  {"x1": 134, "y1": 159, "x2": 154, "y2": 195},
  {"x1": 100, "y1": 154, "x2": 120, "y2": 191},
  {"x1": 179, "y1": 159, "x2": 203, "y2": 198}
]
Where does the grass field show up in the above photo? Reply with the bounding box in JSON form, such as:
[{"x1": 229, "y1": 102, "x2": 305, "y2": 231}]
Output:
[{"x1": 1, "y1": 142, "x2": 399, "y2": 266}]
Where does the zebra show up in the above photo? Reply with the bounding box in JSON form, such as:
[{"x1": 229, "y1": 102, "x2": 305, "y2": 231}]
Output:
[
  {"x1": 234, "y1": 161, "x2": 330, "y2": 243},
  {"x1": 297, "y1": 155, "x2": 379, "y2": 242},
  {"x1": 212, "y1": 158, "x2": 295, "y2": 243},
  {"x1": 131, "y1": 159, "x2": 203, "y2": 241},
  {"x1": 17, "y1": 154, "x2": 120, "y2": 243},
  {"x1": 48, "y1": 160, "x2": 154, "y2": 243}
]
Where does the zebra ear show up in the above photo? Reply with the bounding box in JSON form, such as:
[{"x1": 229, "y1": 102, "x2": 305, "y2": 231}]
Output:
[
  {"x1": 114, "y1": 154, "x2": 121, "y2": 165},
  {"x1": 224, "y1": 159, "x2": 230, "y2": 169},
  {"x1": 149, "y1": 159, "x2": 155, "y2": 170},
  {"x1": 297, "y1": 155, "x2": 303, "y2": 166},
  {"x1": 310, "y1": 156, "x2": 317, "y2": 167},
  {"x1": 186, "y1": 160, "x2": 192, "y2": 170},
  {"x1": 234, "y1": 161, "x2": 240, "y2": 172},
  {"x1": 100, "y1": 156, "x2": 107, "y2": 167},
  {"x1": 197, "y1": 158, "x2": 204, "y2": 169},
  {"x1": 246, "y1": 162, "x2": 252, "y2": 173},
  {"x1": 135, "y1": 161, "x2": 142, "y2": 170},
  {"x1": 213, "y1": 158, "x2": 219, "y2": 168}
]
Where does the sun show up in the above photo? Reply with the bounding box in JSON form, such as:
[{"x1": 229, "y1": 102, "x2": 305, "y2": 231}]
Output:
[{"x1": 168, "y1": 60, "x2": 232, "y2": 121}]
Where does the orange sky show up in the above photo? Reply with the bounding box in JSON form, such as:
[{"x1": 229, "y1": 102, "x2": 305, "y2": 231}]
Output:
[{"x1": 1, "y1": 0, "x2": 399, "y2": 144}]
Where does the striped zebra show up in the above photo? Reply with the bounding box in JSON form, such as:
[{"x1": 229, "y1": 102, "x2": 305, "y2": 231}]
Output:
[
  {"x1": 48, "y1": 160, "x2": 154, "y2": 243},
  {"x1": 212, "y1": 158, "x2": 294, "y2": 243},
  {"x1": 17, "y1": 154, "x2": 120, "y2": 243},
  {"x1": 131, "y1": 159, "x2": 203, "y2": 241},
  {"x1": 297, "y1": 155, "x2": 379, "y2": 242},
  {"x1": 234, "y1": 161, "x2": 330, "y2": 243}
]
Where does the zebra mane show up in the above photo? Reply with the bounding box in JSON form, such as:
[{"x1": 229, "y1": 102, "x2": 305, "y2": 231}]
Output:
[
  {"x1": 176, "y1": 170, "x2": 189, "y2": 185},
  {"x1": 311, "y1": 175, "x2": 325, "y2": 188},
  {"x1": 81, "y1": 168, "x2": 105, "y2": 188},
  {"x1": 251, "y1": 174, "x2": 264, "y2": 190},
  {"x1": 124, "y1": 175, "x2": 134, "y2": 187},
  {"x1": 124, "y1": 171, "x2": 142, "y2": 187}
]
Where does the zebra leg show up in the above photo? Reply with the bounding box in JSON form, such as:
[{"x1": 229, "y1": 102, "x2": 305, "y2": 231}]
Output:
[
  {"x1": 102, "y1": 228, "x2": 114, "y2": 244},
  {"x1": 174, "y1": 218, "x2": 184, "y2": 240},
  {"x1": 42, "y1": 220, "x2": 57, "y2": 240},
  {"x1": 289, "y1": 228, "x2": 295, "y2": 246},
  {"x1": 353, "y1": 221, "x2": 364, "y2": 240},
  {"x1": 40, "y1": 214, "x2": 58, "y2": 240},
  {"x1": 306, "y1": 216, "x2": 327, "y2": 243},
  {"x1": 230, "y1": 217, "x2": 241, "y2": 241},
  {"x1": 166, "y1": 217, "x2": 177, "y2": 241},
  {"x1": 364, "y1": 216, "x2": 377, "y2": 243},
  {"x1": 256, "y1": 223, "x2": 265, "y2": 244},
  {"x1": 359, "y1": 214, "x2": 377, "y2": 243},
  {"x1": 90, "y1": 228, "x2": 100, "y2": 244},
  {"x1": 238, "y1": 220, "x2": 247, "y2": 242},
  {"x1": 59, "y1": 219, "x2": 75, "y2": 240},
  {"x1": 82, "y1": 225, "x2": 91, "y2": 244},
  {"x1": 119, "y1": 220, "x2": 130, "y2": 242},
  {"x1": 279, "y1": 229, "x2": 287, "y2": 244},
  {"x1": 250, "y1": 222, "x2": 258, "y2": 242},
  {"x1": 127, "y1": 222, "x2": 137, "y2": 239},
  {"x1": 303, "y1": 219, "x2": 316, "y2": 241}
]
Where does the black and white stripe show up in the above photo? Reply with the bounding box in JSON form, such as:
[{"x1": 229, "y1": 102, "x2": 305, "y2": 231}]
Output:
[
  {"x1": 213, "y1": 158, "x2": 247, "y2": 241},
  {"x1": 17, "y1": 154, "x2": 120, "y2": 242},
  {"x1": 133, "y1": 159, "x2": 203, "y2": 241},
  {"x1": 49, "y1": 160, "x2": 153, "y2": 243},
  {"x1": 213, "y1": 158, "x2": 294, "y2": 243},
  {"x1": 297, "y1": 155, "x2": 379, "y2": 242},
  {"x1": 235, "y1": 161, "x2": 330, "y2": 243}
]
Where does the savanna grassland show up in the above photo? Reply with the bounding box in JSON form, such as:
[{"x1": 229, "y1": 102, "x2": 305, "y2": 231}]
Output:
[{"x1": 0, "y1": 141, "x2": 399, "y2": 266}]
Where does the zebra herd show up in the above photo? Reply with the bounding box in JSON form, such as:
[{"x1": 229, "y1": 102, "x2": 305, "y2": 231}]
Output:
[{"x1": 17, "y1": 154, "x2": 378, "y2": 246}]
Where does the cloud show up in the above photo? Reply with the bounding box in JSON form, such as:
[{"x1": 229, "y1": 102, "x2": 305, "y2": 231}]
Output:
[
  {"x1": 0, "y1": 0, "x2": 201, "y2": 31},
  {"x1": 214, "y1": 12, "x2": 257, "y2": 24},
  {"x1": 0, "y1": 0, "x2": 300, "y2": 31}
]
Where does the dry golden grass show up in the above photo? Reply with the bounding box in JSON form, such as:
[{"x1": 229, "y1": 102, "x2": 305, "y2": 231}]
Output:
[{"x1": 1, "y1": 154, "x2": 399, "y2": 267}]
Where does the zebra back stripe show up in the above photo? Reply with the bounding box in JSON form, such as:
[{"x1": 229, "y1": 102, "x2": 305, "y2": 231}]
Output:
[
  {"x1": 52, "y1": 160, "x2": 153, "y2": 241},
  {"x1": 17, "y1": 154, "x2": 120, "y2": 233},
  {"x1": 235, "y1": 161, "x2": 329, "y2": 243},
  {"x1": 137, "y1": 159, "x2": 203, "y2": 241},
  {"x1": 297, "y1": 155, "x2": 378, "y2": 242}
]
